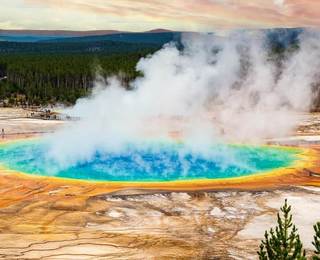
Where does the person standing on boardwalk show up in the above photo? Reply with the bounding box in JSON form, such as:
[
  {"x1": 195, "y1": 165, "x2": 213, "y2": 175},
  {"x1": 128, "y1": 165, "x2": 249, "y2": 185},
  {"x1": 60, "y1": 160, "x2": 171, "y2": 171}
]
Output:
[{"x1": 1, "y1": 129, "x2": 4, "y2": 139}]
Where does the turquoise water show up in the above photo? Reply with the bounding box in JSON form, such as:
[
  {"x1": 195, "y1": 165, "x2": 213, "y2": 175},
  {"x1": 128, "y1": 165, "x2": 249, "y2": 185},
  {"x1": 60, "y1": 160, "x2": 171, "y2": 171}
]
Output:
[{"x1": 0, "y1": 140, "x2": 299, "y2": 182}]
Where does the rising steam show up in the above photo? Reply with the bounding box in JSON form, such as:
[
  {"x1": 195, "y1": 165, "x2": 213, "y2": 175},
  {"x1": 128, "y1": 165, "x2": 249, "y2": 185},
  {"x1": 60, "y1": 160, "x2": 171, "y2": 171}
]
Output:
[{"x1": 46, "y1": 30, "x2": 320, "y2": 168}]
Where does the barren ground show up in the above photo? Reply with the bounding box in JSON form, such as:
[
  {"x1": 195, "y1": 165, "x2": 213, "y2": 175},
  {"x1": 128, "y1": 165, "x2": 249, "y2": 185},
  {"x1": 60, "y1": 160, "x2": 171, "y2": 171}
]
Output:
[{"x1": 0, "y1": 108, "x2": 319, "y2": 260}]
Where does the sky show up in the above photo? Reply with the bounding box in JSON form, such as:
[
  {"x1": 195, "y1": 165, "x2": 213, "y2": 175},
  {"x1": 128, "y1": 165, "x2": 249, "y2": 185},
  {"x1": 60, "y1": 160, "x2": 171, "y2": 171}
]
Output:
[{"x1": 0, "y1": 0, "x2": 320, "y2": 31}]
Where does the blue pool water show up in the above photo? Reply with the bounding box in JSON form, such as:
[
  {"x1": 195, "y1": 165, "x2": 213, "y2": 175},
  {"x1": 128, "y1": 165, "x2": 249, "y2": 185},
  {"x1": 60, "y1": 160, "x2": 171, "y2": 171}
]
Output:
[{"x1": 0, "y1": 140, "x2": 299, "y2": 182}]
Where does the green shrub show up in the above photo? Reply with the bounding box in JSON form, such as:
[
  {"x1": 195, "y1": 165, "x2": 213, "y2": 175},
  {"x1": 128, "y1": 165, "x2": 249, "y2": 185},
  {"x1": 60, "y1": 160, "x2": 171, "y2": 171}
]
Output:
[
  {"x1": 313, "y1": 222, "x2": 320, "y2": 260},
  {"x1": 258, "y1": 199, "x2": 306, "y2": 260}
]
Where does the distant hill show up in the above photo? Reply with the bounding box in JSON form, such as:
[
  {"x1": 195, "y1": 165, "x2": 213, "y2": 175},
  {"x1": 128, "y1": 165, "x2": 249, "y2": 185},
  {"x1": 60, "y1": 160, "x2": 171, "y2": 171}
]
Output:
[
  {"x1": 0, "y1": 40, "x2": 160, "y2": 54},
  {"x1": 145, "y1": 29, "x2": 173, "y2": 33},
  {"x1": 0, "y1": 28, "x2": 305, "y2": 55},
  {"x1": 0, "y1": 27, "x2": 305, "y2": 47},
  {"x1": 0, "y1": 30, "x2": 125, "y2": 42},
  {"x1": 0, "y1": 29, "x2": 181, "y2": 54},
  {"x1": 44, "y1": 27, "x2": 303, "y2": 48},
  {"x1": 0, "y1": 29, "x2": 173, "y2": 43},
  {"x1": 0, "y1": 35, "x2": 70, "y2": 43},
  {"x1": 41, "y1": 32, "x2": 182, "y2": 45}
]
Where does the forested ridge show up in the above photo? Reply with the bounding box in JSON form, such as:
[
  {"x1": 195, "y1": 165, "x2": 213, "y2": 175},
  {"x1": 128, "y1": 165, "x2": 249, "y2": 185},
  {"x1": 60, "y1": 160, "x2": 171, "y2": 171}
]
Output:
[
  {"x1": 0, "y1": 51, "x2": 154, "y2": 105},
  {"x1": 0, "y1": 31, "x2": 165, "y2": 106},
  {"x1": 1, "y1": 28, "x2": 319, "y2": 110},
  {"x1": 41, "y1": 32, "x2": 182, "y2": 45},
  {"x1": 0, "y1": 40, "x2": 160, "y2": 54}
]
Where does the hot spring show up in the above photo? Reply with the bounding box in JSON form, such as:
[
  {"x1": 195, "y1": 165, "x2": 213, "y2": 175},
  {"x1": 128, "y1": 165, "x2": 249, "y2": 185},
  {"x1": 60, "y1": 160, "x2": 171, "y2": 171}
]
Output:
[
  {"x1": 3, "y1": 31, "x2": 315, "y2": 184},
  {"x1": 0, "y1": 139, "x2": 302, "y2": 182}
]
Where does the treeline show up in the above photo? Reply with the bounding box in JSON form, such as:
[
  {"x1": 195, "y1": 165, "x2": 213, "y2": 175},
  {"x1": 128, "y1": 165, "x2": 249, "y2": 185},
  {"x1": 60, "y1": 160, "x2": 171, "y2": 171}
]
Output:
[
  {"x1": 0, "y1": 51, "x2": 153, "y2": 105},
  {"x1": 0, "y1": 40, "x2": 160, "y2": 54}
]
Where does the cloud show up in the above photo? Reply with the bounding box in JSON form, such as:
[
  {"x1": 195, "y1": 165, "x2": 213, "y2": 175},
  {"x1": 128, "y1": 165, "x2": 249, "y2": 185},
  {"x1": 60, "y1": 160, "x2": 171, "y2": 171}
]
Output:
[
  {"x1": 273, "y1": 0, "x2": 286, "y2": 7},
  {"x1": 0, "y1": 0, "x2": 319, "y2": 30}
]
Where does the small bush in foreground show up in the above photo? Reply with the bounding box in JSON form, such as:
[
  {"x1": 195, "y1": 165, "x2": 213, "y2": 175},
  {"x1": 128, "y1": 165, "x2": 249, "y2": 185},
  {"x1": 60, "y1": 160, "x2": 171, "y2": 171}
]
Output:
[
  {"x1": 313, "y1": 222, "x2": 320, "y2": 260},
  {"x1": 258, "y1": 199, "x2": 306, "y2": 260}
]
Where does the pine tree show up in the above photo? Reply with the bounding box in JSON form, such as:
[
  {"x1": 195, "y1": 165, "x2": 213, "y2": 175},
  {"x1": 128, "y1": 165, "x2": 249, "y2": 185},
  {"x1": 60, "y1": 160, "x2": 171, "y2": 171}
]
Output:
[
  {"x1": 258, "y1": 199, "x2": 306, "y2": 260},
  {"x1": 313, "y1": 222, "x2": 320, "y2": 260}
]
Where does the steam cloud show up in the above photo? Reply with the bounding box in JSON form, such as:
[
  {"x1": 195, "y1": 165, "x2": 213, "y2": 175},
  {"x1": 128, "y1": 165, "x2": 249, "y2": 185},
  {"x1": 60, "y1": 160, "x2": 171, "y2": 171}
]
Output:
[{"x1": 46, "y1": 30, "x2": 320, "y2": 168}]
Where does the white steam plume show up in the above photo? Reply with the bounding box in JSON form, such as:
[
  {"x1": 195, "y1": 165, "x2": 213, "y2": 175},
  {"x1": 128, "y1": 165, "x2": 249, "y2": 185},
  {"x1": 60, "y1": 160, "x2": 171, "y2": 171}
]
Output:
[{"x1": 46, "y1": 30, "x2": 320, "y2": 168}]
